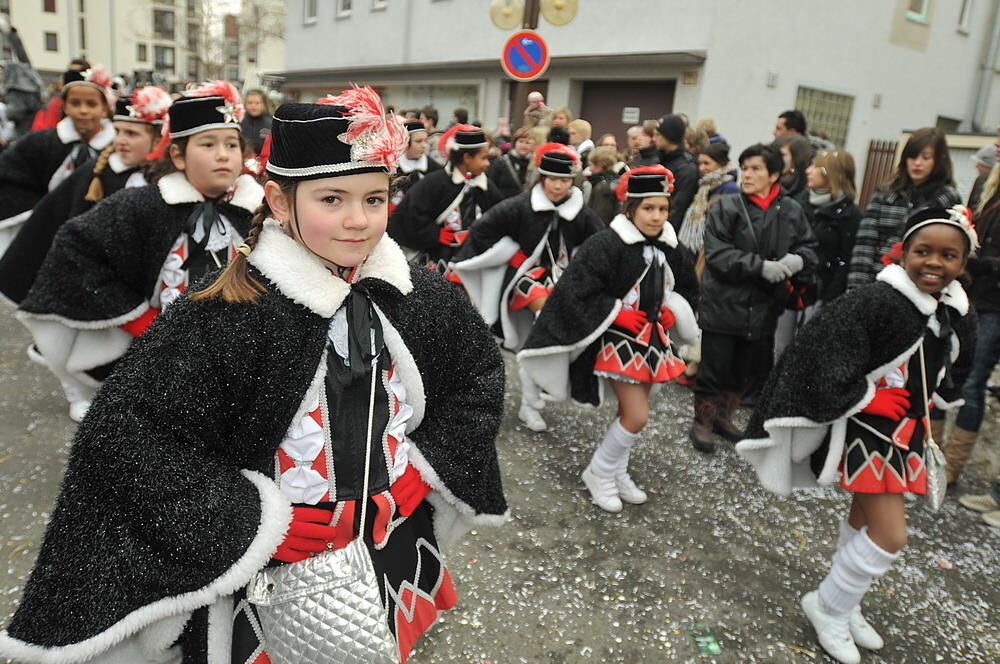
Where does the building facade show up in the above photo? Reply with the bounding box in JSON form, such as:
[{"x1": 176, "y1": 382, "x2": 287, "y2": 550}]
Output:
[
  {"x1": 282, "y1": 0, "x2": 1000, "y2": 188},
  {"x1": 3, "y1": 0, "x2": 205, "y2": 88}
]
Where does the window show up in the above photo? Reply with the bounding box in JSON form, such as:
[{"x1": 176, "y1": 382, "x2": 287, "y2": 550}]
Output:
[
  {"x1": 907, "y1": 0, "x2": 931, "y2": 23},
  {"x1": 44, "y1": 31, "x2": 58, "y2": 51},
  {"x1": 794, "y1": 85, "x2": 855, "y2": 149},
  {"x1": 958, "y1": 0, "x2": 973, "y2": 33},
  {"x1": 187, "y1": 0, "x2": 197, "y2": 14},
  {"x1": 187, "y1": 56, "x2": 199, "y2": 79},
  {"x1": 0, "y1": 0, "x2": 9, "y2": 14},
  {"x1": 137, "y1": 43, "x2": 148, "y2": 61},
  {"x1": 79, "y1": 18, "x2": 86, "y2": 49},
  {"x1": 304, "y1": 0, "x2": 318, "y2": 23},
  {"x1": 43, "y1": 0, "x2": 56, "y2": 13},
  {"x1": 154, "y1": 45, "x2": 175, "y2": 73},
  {"x1": 337, "y1": 0, "x2": 352, "y2": 17},
  {"x1": 187, "y1": 23, "x2": 199, "y2": 51},
  {"x1": 372, "y1": 0, "x2": 387, "y2": 10},
  {"x1": 78, "y1": 0, "x2": 85, "y2": 12},
  {"x1": 154, "y1": 9, "x2": 175, "y2": 39}
]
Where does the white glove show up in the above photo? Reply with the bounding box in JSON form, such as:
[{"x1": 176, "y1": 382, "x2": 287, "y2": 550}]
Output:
[
  {"x1": 778, "y1": 253, "x2": 804, "y2": 276},
  {"x1": 761, "y1": 260, "x2": 792, "y2": 283}
]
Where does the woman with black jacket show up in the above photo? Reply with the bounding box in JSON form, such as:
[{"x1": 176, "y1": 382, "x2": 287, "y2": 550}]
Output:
[{"x1": 806, "y1": 150, "x2": 862, "y2": 302}]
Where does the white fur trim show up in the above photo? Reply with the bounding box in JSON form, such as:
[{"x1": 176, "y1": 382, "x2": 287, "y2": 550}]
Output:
[
  {"x1": 609, "y1": 214, "x2": 677, "y2": 248},
  {"x1": 55, "y1": 118, "x2": 115, "y2": 149},
  {"x1": 932, "y1": 393, "x2": 965, "y2": 410},
  {"x1": 530, "y1": 184, "x2": 584, "y2": 220},
  {"x1": 157, "y1": 172, "x2": 263, "y2": 213},
  {"x1": 248, "y1": 219, "x2": 412, "y2": 317},
  {"x1": 516, "y1": 300, "x2": 622, "y2": 404},
  {"x1": 205, "y1": 596, "x2": 233, "y2": 664},
  {"x1": 0, "y1": 470, "x2": 291, "y2": 664},
  {"x1": 451, "y1": 237, "x2": 520, "y2": 327},
  {"x1": 398, "y1": 154, "x2": 428, "y2": 174},
  {"x1": 665, "y1": 291, "x2": 699, "y2": 347},
  {"x1": 876, "y1": 263, "x2": 969, "y2": 316},
  {"x1": 0, "y1": 208, "x2": 32, "y2": 231},
  {"x1": 16, "y1": 301, "x2": 150, "y2": 331},
  {"x1": 446, "y1": 164, "x2": 488, "y2": 190},
  {"x1": 376, "y1": 305, "x2": 426, "y2": 431},
  {"x1": 55, "y1": 116, "x2": 81, "y2": 144},
  {"x1": 107, "y1": 152, "x2": 128, "y2": 175}
]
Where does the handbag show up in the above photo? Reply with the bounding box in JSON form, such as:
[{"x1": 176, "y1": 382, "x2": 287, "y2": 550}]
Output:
[
  {"x1": 917, "y1": 340, "x2": 947, "y2": 512},
  {"x1": 246, "y1": 341, "x2": 398, "y2": 664}
]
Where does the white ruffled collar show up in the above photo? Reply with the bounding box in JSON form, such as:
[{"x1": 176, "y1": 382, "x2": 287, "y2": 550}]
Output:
[
  {"x1": 530, "y1": 183, "x2": 584, "y2": 220},
  {"x1": 55, "y1": 116, "x2": 115, "y2": 149},
  {"x1": 399, "y1": 154, "x2": 428, "y2": 174},
  {"x1": 157, "y1": 171, "x2": 264, "y2": 212},
  {"x1": 446, "y1": 163, "x2": 488, "y2": 190},
  {"x1": 609, "y1": 214, "x2": 678, "y2": 248},
  {"x1": 247, "y1": 219, "x2": 414, "y2": 317},
  {"x1": 876, "y1": 263, "x2": 969, "y2": 316}
]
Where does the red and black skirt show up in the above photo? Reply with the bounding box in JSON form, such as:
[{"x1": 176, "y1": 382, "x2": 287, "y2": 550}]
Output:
[
  {"x1": 510, "y1": 266, "x2": 555, "y2": 311},
  {"x1": 840, "y1": 413, "x2": 927, "y2": 494},
  {"x1": 593, "y1": 319, "x2": 686, "y2": 384}
]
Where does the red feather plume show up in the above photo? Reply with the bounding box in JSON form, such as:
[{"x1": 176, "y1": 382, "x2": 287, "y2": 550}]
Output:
[
  {"x1": 185, "y1": 79, "x2": 245, "y2": 122},
  {"x1": 437, "y1": 124, "x2": 483, "y2": 160},
  {"x1": 533, "y1": 142, "x2": 581, "y2": 169},
  {"x1": 615, "y1": 164, "x2": 675, "y2": 201},
  {"x1": 319, "y1": 84, "x2": 406, "y2": 171}
]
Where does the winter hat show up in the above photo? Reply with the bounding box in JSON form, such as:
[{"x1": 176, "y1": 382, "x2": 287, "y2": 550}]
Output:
[
  {"x1": 404, "y1": 120, "x2": 426, "y2": 134},
  {"x1": 266, "y1": 85, "x2": 406, "y2": 180},
  {"x1": 61, "y1": 66, "x2": 112, "y2": 103},
  {"x1": 971, "y1": 144, "x2": 997, "y2": 169},
  {"x1": 656, "y1": 114, "x2": 686, "y2": 144},
  {"x1": 902, "y1": 205, "x2": 979, "y2": 251},
  {"x1": 528, "y1": 91, "x2": 545, "y2": 104},
  {"x1": 547, "y1": 126, "x2": 570, "y2": 145},
  {"x1": 615, "y1": 164, "x2": 676, "y2": 201},
  {"x1": 437, "y1": 123, "x2": 488, "y2": 159},
  {"x1": 113, "y1": 86, "x2": 171, "y2": 125},
  {"x1": 701, "y1": 142, "x2": 731, "y2": 167},
  {"x1": 167, "y1": 80, "x2": 244, "y2": 138},
  {"x1": 534, "y1": 142, "x2": 580, "y2": 177}
]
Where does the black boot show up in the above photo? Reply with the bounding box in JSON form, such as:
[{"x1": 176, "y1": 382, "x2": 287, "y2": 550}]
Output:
[{"x1": 688, "y1": 393, "x2": 717, "y2": 454}]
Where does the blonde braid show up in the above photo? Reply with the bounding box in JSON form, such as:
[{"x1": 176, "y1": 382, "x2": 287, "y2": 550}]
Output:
[{"x1": 84, "y1": 145, "x2": 116, "y2": 202}]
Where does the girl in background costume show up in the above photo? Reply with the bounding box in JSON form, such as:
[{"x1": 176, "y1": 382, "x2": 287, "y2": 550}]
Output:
[
  {"x1": 0, "y1": 66, "x2": 116, "y2": 253},
  {"x1": 387, "y1": 119, "x2": 442, "y2": 216},
  {"x1": 0, "y1": 86, "x2": 506, "y2": 664},
  {"x1": 453, "y1": 143, "x2": 604, "y2": 432},
  {"x1": 736, "y1": 207, "x2": 977, "y2": 664},
  {"x1": 517, "y1": 166, "x2": 700, "y2": 512},
  {"x1": 0, "y1": 86, "x2": 171, "y2": 307},
  {"x1": 387, "y1": 123, "x2": 503, "y2": 280},
  {"x1": 14, "y1": 81, "x2": 260, "y2": 421}
]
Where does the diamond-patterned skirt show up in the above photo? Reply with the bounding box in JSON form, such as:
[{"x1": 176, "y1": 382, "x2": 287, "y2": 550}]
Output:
[
  {"x1": 593, "y1": 323, "x2": 686, "y2": 384},
  {"x1": 840, "y1": 414, "x2": 927, "y2": 494}
]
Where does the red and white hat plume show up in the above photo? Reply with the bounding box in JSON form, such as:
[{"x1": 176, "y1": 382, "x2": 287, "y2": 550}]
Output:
[
  {"x1": 533, "y1": 141, "x2": 581, "y2": 169},
  {"x1": 66, "y1": 65, "x2": 114, "y2": 106},
  {"x1": 127, "y1": 86, "x2": 171, "y2": 124},
  {"x1": 615, "y1": 164, "x2": 676, "y2": 201},
  {"x1": 318, "y1": 83, "x2": 407, "y2": 171},
  {"x1": 948, "y1": 204, "x2": 980, "y2": 250},
  {"x1": 437, "y1": 123, "x2": 485, "y2": 161},
  {"x1": 185, "y1": 79, "x2": 245, "y2": 123}
]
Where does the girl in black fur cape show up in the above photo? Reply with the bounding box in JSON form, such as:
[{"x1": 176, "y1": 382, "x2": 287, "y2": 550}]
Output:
[
  {"x1": 0, "y1": 88, "x2": 507, "y2": 664},
  {"x1": 452, "y1": 143, "x2": 604, "y2": 432},
  {"x1": 14, "y1": 81, "x2": 261, "y2": 422},
  {"x1": 0, "y1": 86, "x2": 171, "y2": 307},
  {"x1": 517, "y1": 166, "x2": 700, "y2": 513},
  {"x1": 0, "y1": 67, "x2": 116, "y2": 254},
  {"x1": 386, "y1": 124, "x2": 504, "y2": 282},
  {"x1": 736, "y1": 207, "x2": 977, "y2": 664},
  {"x1": 387, "y1": 119, "x2": 443, "y2": 217}
]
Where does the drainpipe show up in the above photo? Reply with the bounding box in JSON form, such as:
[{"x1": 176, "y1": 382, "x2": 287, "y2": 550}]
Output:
[
  {"x1": 972, "y1": 0, "x2": 1000, "y2": 132},
  {"x1": 109, "y1": 0, "x2": 117, "y2": 75}
]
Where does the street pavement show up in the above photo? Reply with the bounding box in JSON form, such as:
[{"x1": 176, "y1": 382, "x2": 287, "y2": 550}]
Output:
[{"x1": 0, "y1": 305, "x2": 997, "y2": 663}]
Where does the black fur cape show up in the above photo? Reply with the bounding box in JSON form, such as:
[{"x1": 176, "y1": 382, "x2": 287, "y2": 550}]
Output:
[
  {"x1": 0, "y1": 118, "x2": 116, "y2": 221},
  {"x1": 0, "y1": 223, "x2": 507, "y2": 663},
  {"x1": 0, "y1": 153, "x2": 145, "y2": 305},
  {"x1": 387, "y1": 165, "x2": 504, "y2": 261},
  {"x1": 13, "y1": 172, "x2": 261, "y2": 391},
  {"x1": 736, "y1": 263, "x2": 976, "y2": 495},
  {"x1": 517, "y1": 215, "x2": 700, "y2": 406},
  {"x1": 452, "y1": 185, "x2": 605, "y2": 350}
]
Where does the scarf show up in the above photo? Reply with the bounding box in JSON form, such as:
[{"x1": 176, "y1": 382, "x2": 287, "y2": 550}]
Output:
[
  {"x1": 678, "y1": 168, "x2": 733, "y2": 254},
  {"x1": 748, "y1": 183, "x2": 781, "y2": 211},
  {"x1": 808, "y1": 189, "x2": 833, "y2": 207}
]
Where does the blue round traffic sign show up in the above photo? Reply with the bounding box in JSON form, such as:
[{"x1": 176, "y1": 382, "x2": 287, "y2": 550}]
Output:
[{"x1": 501, "y1": 31, "x2": 550, "y2": 82}]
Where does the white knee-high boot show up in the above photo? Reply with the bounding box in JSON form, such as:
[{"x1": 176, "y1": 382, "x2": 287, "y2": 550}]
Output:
[
  {"x1": 610, "y1": 421, "x2": 646, "y2": 504},
  {"x1": 582, "y1": 419, "x2": 635, "y2": 512},
  {"x1": 517, "y1": 365, "x2": 547, "y2": 432},
  {"x1": 831, "y1": 520, "x2": 889, "y2": 651},
  {"x1": 803, "y1": 527, "x2": 900, "y2": 663}
]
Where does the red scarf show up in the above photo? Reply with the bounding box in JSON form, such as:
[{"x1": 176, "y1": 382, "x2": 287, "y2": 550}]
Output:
[{"x1": 748, "y1": 183, "x2": 781, "y2": 211}]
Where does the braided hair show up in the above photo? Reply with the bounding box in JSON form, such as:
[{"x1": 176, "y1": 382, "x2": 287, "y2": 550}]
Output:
[
  {"x1": 83, "y1": 145, "x2": 116, "y2": 202},
  {"x1": 191, "y1": 179, "x2": 296, "y2": 303}
]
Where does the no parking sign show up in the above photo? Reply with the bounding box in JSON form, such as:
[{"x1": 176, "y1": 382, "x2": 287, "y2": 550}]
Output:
[{"x1": 500, "y1": 31, "x2": 550, "y2": 82}]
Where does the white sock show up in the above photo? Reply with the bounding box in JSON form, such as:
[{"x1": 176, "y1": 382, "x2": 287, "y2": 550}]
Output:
[
  {"x1": 60, "y1": 378, "x2": 84, "y2": 404},
  {"x1": 818, "y1": 527, "x2": 900, "y2": 617},
  {"x1": 519, "y1": 365, "x2": 541, "y2": 407},
  {"x1": 837, "y1": 518, "x2": 860, "y2": 551},
  {"x1": 590, "y1": 419, "x2": 639, "y2": 477}
]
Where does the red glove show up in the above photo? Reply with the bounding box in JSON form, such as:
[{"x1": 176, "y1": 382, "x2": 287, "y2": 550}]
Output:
[
  {"x1": 613, "y1": 309, "x2": 648, "y2": 335},
  {"x1": 390, "y1": 464, "x2": 432, "y2": 517},
  {"x1": 862, "y1": 387, "x2": 911, "y2": 422},
  {"x1": 120, "y1": 308, "x2": 160, "y2": 337},
  {"x1": 658, "y1": 306, "x2": 676, "y2": 330},
  {"x1": 273, "y1": 506, "x2": 337, "y2": 563},
  {"x1": 508, "y1": 250, "x2": 528, "y2": 269},
  {"x1": 439, "y1": 228, "x2": 458, "y2": 246}
]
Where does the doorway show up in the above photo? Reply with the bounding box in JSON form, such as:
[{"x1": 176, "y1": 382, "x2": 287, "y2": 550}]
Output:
[{"x1": 579, "y1": 80, "x2": 676, "y2": 151}]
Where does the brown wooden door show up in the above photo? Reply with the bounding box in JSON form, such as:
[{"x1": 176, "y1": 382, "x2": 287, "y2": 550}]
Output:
[{"x1": 579, "y1": 80, "x2": 676, "y2": 149}]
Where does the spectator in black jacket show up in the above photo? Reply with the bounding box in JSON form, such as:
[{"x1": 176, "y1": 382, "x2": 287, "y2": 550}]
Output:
[
  {"x1": 654, "y1": 113, "x2": 698, "y2": 230},
  {"x1": 487, "y1": 127, "x2": 534, "y2": 198},
  {"x1": 806, "y1": 149, "x2": 862, "y2": 303},
  {"x1": 688, "y1": 143, "x2": 817, "y2": 453},
  {"x1": 239, "y1": 89, "x2": 272, "y2": 155}
]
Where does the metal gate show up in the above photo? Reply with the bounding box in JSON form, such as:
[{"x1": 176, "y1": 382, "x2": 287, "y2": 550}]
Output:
[{"x1": 859, "y1": 140, "x2": 899, "y2": 210}]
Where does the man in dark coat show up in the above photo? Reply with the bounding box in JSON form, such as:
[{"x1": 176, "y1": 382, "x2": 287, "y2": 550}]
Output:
[
  {"x1": 654, "y1": 114, "x2": 698, "y2": 230},
  {"x1": 689, "y1": 143, "x2": 818, "y2": 453}
]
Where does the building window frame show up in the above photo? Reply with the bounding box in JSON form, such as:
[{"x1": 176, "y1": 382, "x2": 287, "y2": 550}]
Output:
[
  {"x1": 794, "y1": 85, "x2": 855, "y2": 150},
  {"x1": 304, "y1": 0, "x2": 318, "y2": 24},
  {"x1": 907, "y1": 0, "x2": 931, "y2": 24},
  {"x1": 154, "y1": 44, "x2": 176, "y2": 74},
  {"x1": 43, "y1": 0, "x2": 56, "y2": 13},
  {"x1": 44, "y1": 31, "x2": 58, "y2": 51},
  {"x1": 154, "y1": 9, "x2": 176, "y2": 39},
  {"x1": 372, "y1": 0, "x2": 387, "y2": 10},
  {"x1": 137, "y1": 43, "x2": 148, "y2": 62},
  {"x1": 958, "y1": 0, "x2": 973, "y2": 34},
  {"x1": 336, "y1": 0, "x2": 352, "y2": 18}
]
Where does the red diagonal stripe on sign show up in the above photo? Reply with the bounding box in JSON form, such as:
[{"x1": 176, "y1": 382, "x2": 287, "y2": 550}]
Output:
[{"x1": 512, "y1": 38, "x2": 538, "y2": 70}]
